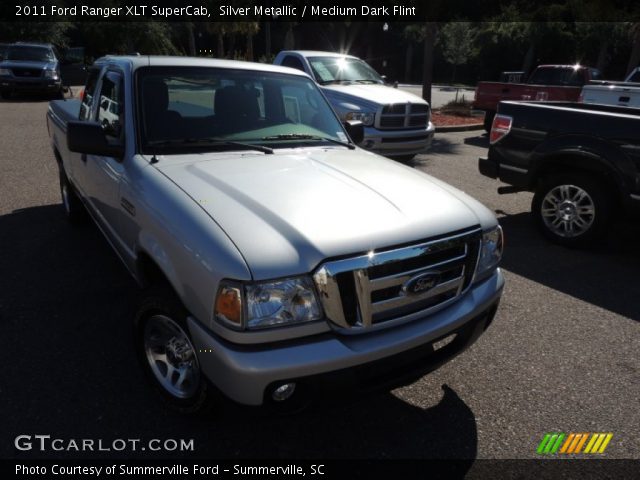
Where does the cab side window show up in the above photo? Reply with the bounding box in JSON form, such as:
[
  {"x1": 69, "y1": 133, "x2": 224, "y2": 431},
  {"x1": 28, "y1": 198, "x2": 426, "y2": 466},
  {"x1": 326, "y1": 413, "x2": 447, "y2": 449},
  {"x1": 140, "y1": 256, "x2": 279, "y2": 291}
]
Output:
[
  {"x1": 281, "y1": 56, "x2": 306, "y2": 73},
  {"x1": 96, "y1": 71, "x2": 124, "y2": 140},
  {"x1": 79, "y1": 68, "x2": 100, "y2": 121}
]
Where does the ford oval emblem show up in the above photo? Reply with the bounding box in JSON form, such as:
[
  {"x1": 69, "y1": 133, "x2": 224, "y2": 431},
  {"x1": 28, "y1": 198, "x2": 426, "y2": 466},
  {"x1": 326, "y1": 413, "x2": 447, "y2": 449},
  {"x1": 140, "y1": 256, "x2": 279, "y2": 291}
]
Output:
[{"x1": 403, "y1": 272, "x2": 441, "y2": 295}]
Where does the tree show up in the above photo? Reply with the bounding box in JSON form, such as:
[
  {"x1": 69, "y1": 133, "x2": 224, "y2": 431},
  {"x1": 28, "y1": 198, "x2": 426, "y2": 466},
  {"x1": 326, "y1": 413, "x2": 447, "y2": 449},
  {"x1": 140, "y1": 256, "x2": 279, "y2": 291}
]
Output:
[
  {"x1": 440, "y1": 22, "x2": 477, "y2": 82},
  {"x1": 421, "y1": 22, "x2": 437, "y2": 103}
]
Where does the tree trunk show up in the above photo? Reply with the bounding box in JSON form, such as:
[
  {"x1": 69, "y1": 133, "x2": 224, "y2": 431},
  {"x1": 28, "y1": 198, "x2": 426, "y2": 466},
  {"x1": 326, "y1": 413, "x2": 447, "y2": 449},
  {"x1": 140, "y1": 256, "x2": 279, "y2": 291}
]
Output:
[
  {"x1": 284, "y1": 24, "x2": 295, "y2": 50},
  {"x1": 186, "y1": 23, "x2": 196, "y2": 56},
  {"x1": 265, "y1": 21, "x2": 271, "y2": 57},
  {"x1": 627, "y1": 25, "x2": 640, "y2": 76},
  {"x1": 421, "y1": 23, "x2": 437, "y2": 104},
  {"x1": 246, "y1": 33, "x2": 254, "y2": 61},
  {"x1": 521, "y1": 41, "x2": 536, "y2": 77},
  {"x1": 451, "y1": 64, "x2": 457, "y2": 83},
  {"x1": 229, "y1": 34, "x2": 236, "y2": 59},
  {"x1": 216, "y1": 32, "x2": 224, "y2": 58},
  {"x1": 404, "y1": 42, "x2": 413, "y2": 83},
  {"x1": 596, "y1": 41, "x2": 608, "y2": 72}
]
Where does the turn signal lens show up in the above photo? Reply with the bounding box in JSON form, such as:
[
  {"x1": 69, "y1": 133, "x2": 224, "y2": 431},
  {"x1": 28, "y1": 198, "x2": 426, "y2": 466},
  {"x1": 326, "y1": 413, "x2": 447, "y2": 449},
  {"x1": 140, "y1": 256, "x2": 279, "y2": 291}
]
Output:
[{"x1": 214, "y1": 285, "x2": 242, "y2": 327}]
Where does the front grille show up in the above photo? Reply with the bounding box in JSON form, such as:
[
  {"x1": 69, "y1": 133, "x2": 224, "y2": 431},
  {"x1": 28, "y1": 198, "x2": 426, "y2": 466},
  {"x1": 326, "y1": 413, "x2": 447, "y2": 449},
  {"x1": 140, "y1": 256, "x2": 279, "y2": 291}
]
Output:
[
  {"x1": 313, "y1": 227, "x2": 482, "y2": 330},
  {"x1": 11, "y1": 68, "x2": 43, "y2": 78},
  {"x1": 378, "y1": 103, "x2": 430, "y2": 130}
]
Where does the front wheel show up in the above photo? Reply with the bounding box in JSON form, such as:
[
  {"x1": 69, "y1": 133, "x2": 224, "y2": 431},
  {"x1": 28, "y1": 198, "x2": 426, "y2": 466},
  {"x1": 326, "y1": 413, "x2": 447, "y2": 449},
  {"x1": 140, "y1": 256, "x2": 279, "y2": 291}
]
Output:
[
  {"x1": 532, "y1": 174, "x2": 611, "y2": 247},
  {"x1": 134, "y1": 286, "x2": 210, "y2": 412}
]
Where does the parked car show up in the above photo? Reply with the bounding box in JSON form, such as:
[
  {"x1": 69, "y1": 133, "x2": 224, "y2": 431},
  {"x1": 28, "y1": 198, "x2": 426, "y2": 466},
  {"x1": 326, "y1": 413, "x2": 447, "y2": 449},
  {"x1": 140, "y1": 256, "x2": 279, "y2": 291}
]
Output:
[
  {"x1": 47, "y1": 55, "x2": 504, "y2": 410},
  {"x1": 0, "y1": 42, "x2": 63, "y2": 99},
  {"x1": 274, "y1": 50, "x2": 435, "y2": 160},
  {"x1": 479, "y1": 100, "x2": 640, "y2": 246},
  {"x1": 473, "y1": 64, "x2": 602, "y2": 131},
  {"x1": 0, "y1": 43, "x2": 9, "y2": 61},
  {"x1": 579, "y1": 67, "x2": 640, "y2": 108}
]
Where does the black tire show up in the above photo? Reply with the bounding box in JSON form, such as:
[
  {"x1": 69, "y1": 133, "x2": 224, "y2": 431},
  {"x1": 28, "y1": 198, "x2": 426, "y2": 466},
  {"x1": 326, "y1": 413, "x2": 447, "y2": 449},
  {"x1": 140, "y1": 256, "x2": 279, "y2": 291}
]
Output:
[
  {"x1": 391, "y1": 154, "x2": 416, "y2": 163},
  {"x1": 0, "y1": 90, "x2": 11, "y2": 100},
  {"x1": 532, "y1": 174, "x2": 611, "y2": 247},
  {"x1": 483, "y1": 111, "x2": 495, "y2": 133},
  {"x1": 59, "y1": 168, "x2": 87, "y2": 225},
  {"x1": 133, "y1": 285, "x2": 210, "y2": 413}
]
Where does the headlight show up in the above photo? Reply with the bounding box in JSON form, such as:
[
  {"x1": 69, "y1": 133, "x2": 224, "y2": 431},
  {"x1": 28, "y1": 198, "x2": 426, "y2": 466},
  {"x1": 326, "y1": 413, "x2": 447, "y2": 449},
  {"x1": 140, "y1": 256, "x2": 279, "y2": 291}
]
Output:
[
  {"x1": 345, "y1": 111, "x2": 375, "y2": 126},
  {"x1": 0, "y1": 68, "x2": 11, "y2": 76},
  {"x1": 44, "y1": 69, "x2": 59, "y2": 80},
  {"x1": 214, "y1": 277, "x2": 323, "y2": 330},
  {"x1": 475, "y1": 225, "x2": 503, "y2": 282}
]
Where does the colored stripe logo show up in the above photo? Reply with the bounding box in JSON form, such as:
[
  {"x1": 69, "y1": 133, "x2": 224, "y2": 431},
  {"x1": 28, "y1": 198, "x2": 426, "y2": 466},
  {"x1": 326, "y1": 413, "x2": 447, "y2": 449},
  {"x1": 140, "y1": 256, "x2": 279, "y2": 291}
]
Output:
[{"x1": 537, "y1": 433, "x2": 613, "y2": 454}]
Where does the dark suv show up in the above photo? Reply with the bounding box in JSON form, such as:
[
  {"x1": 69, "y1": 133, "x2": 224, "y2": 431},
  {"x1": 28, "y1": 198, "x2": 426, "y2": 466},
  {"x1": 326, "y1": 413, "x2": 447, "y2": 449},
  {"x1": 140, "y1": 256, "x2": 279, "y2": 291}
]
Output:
[{"x1": 0, "y1": 43, "x2": 63, "y2": 99}]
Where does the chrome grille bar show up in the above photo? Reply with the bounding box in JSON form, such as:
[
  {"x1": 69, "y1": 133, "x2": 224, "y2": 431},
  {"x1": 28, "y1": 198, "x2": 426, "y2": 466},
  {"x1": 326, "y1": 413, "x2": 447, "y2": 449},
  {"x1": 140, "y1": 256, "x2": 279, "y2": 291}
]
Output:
[{"x1": 313, "y1": 228, "x2": 482, "y2": 331}]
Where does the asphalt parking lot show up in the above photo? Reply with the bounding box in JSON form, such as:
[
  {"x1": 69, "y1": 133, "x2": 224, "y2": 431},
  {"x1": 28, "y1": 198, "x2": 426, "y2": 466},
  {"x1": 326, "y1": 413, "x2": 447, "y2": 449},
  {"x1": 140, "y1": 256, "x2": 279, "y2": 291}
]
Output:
[{"x1": 1, "y1": 95, "x2": 639, "y2": 462}]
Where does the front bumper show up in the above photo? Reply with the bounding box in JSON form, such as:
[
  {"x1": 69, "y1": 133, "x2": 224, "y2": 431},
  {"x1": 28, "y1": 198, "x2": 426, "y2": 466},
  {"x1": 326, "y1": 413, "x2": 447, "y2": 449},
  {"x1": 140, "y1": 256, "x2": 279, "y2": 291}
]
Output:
[
  {"x1": 188, "y1": 268, "x2": 504, "y2": 406},
  {"x1": 360, "y1": 122, "x2": 436, "y2": 157},
  {"x1": 0, "y1": 77, "x2": 61, "y2": 92}
]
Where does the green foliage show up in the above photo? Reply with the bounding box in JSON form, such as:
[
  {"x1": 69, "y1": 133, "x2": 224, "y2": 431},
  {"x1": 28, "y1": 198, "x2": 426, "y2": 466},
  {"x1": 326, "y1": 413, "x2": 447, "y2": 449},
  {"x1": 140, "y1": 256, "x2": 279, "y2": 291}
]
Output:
[{"x1": 440, "y1": 22, "x2": 478, "y2": 68}]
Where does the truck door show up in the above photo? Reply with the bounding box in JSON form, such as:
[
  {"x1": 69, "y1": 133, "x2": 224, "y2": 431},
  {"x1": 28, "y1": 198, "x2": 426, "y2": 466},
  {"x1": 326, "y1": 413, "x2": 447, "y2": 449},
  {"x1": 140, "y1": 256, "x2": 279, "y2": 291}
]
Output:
[{"x1": 82, "y1": 69, "x2": 128, "y2": 254}]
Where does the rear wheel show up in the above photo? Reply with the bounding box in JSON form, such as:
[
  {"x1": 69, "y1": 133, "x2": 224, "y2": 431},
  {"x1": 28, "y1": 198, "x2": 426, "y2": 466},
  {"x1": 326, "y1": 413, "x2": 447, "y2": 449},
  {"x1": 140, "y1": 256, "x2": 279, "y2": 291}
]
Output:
[
  {"x1": 134, "y1": 285, "x2": 210, "y2": 412},
  {"x1": 532, "y1": 174, "x2": 611, "y2": 247}
]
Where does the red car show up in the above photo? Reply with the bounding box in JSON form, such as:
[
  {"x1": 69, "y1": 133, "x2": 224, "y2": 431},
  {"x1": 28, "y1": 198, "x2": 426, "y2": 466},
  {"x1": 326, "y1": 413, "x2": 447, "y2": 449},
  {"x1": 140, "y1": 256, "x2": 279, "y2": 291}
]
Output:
[{"x1": 473, "y1": 65, "x2": 602, "y2": 131}]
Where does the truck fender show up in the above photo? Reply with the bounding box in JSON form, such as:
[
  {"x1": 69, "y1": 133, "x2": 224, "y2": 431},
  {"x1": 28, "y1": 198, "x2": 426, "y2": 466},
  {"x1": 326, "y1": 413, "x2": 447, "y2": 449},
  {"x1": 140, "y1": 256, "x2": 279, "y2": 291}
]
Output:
[
  {"x1": 135, "y1": 230, "x2": 182, "y2": 296},
  {"x1": 529, "y1": 134, "x2": 634, "y2": 197}
]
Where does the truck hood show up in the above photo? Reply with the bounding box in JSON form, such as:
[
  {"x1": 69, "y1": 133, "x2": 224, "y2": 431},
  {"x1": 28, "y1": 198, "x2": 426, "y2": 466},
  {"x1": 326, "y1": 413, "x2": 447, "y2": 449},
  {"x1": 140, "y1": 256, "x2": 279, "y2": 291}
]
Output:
[
  {"x1": 322, "y1": 83, "x2": 428, "y2": 108},
  {"x1": 156, "y1": 148, "x2": 492, "y2": 279}
]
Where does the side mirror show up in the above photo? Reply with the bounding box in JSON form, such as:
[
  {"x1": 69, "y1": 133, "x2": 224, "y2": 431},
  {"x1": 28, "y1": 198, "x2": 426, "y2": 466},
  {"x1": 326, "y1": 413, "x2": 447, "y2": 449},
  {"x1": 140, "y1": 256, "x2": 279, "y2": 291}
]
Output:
[
  {"x1": 67, "y1": 121, "x2": 124, "y2": 158},
  {"x1": 343, "y1": 120, "x2": 364, "y2": 145}
]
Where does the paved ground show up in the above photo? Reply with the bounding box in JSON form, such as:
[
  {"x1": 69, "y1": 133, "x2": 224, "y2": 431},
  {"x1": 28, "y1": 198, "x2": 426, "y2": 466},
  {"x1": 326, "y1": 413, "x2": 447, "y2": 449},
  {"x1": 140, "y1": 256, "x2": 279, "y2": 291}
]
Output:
[{"x1": 1, "y1": 95, "x2": 639, "y2": 464}]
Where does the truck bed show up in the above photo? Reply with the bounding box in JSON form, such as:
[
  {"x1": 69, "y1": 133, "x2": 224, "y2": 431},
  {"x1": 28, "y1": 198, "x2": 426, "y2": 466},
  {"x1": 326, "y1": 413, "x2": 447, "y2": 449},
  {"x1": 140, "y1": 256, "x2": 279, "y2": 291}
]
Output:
[
  {"x1": 48, "y1": 99, "x2": 81, "y2": 131},
  {"x1": 581, "y1": 81, "x2": 640, "y2": 108},
  {"x1": 479, "y1": 100, "x2": 640, "y2": 206}
]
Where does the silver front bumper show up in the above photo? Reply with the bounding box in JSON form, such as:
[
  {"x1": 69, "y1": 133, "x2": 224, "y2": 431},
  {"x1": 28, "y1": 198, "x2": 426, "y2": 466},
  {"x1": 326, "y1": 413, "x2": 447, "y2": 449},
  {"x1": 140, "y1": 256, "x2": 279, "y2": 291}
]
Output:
[
  {"x1": 360, "y1": 122, "x2": 436, "y2": 157},
  {"x1": 188, "y1": 268, "x2": 503, "y2": 406}
]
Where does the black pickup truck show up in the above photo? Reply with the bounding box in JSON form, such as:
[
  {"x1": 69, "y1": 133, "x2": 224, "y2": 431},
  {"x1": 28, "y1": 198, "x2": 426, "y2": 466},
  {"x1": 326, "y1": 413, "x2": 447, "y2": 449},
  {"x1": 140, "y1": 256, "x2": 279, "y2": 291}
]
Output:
[{"x1": 479, "y1": 101, "x2": 640, "y2": 246}]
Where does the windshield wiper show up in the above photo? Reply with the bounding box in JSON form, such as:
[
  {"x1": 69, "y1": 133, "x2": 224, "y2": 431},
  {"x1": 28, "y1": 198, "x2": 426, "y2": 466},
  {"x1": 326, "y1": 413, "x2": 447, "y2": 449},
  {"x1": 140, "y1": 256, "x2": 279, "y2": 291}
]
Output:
[
  {"x1": 262, "y1": 134, "x2": 355, "y2": 150},
  {"x1": 147, "y1": 138, "x2": 273, "y2": 154}
]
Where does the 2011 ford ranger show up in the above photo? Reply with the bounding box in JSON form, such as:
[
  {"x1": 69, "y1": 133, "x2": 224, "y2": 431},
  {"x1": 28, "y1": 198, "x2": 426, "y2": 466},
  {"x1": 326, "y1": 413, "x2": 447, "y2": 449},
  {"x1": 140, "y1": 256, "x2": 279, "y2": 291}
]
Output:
[{"x1": 47, "y1": 55, "x2": 504, "y2": 410}]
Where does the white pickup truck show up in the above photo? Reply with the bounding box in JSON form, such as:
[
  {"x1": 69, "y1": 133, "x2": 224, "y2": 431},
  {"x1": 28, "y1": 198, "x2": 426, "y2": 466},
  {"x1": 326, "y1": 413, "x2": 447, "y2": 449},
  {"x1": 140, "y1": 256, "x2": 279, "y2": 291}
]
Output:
[
  {"x1": 46, "y1": 55, "x2": 503, "y2": 411},
  {"x1": 580, "y1": 67, "x2": 640, "y2": 108},
  {"x1": 274, "y1": 51, "x2": 435, "y2": 160}
]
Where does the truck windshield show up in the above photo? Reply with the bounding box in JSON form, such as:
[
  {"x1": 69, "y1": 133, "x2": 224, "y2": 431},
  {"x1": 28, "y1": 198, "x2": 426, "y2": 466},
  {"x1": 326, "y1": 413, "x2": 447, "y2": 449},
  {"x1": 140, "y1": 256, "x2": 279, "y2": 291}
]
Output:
[
  {"x1": 6, "y1": 46, "x2": 54, "y2": 62},
  {"x1": 137, "y1": 67, "x2": 349, "y2": 153},
  {"x1": 527, "y1": 67, "x2": 586, "y2": 86},
  {"x1": 307, "y1": 56, "x2": 384, "y2": 85}
]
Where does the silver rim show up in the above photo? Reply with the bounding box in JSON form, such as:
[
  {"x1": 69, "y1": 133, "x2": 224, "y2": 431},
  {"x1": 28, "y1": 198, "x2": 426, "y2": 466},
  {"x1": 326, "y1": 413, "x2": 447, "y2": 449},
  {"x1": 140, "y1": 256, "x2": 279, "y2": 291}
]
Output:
[
  {"x1": 61, "y1": 181, "x2": 71, "y2": 214},
  {"x1": 143, "y1": 315, "x2": 200, "y2": 399},
  {"x1": 541, "y1": 184, "x2": 595, "y2": 238}
]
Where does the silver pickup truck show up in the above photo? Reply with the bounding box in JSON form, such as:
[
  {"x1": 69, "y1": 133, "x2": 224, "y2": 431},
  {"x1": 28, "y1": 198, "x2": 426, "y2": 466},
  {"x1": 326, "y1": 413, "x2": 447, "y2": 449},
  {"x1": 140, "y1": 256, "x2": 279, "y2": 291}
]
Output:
[
  {"x1": 274, "y1": 51, "x2": 436, "y2": 160},
  {"x1": 47, "y1": 55, "x2": 504, "y2": 410}
]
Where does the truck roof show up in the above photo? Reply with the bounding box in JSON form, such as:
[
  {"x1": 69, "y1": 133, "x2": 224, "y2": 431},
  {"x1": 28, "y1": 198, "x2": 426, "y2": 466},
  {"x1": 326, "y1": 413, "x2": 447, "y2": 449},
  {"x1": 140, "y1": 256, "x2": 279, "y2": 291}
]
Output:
[
  {"x1": 93, "y1": 55, "x2": 309, "y2": 76},
  {"x1": 279, "y1": 50, "x2": 358, "y2": 59}
]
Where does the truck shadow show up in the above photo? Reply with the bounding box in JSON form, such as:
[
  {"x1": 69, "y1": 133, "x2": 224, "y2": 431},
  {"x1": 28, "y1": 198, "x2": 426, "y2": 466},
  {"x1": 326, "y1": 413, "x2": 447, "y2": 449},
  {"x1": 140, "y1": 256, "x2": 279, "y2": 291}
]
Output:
[
  {"x1": 498, "y1": 211, "x2": 640, "y2": 321},
  {"x1": 1, "y1": 204, "x2": 477, "y2": 465},
  {"x1": 463, "y1": 134, "x2": 489, "y2": 149}
]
